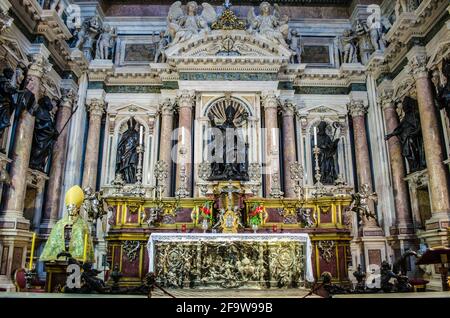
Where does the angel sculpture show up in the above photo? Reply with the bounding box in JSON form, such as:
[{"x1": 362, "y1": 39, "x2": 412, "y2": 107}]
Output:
[
  {"x1": 166, "y1": 1, "x2": 217, "y2": 46},
  {"x1": 247, "y1": 2, "x2": 290, "y2": 47},
  {"x1": 82, "y1": 187, "x2": 107, "y2": 223},
  {"x1": 349, "y1": 184, "x2": 378, "y2": 226}
]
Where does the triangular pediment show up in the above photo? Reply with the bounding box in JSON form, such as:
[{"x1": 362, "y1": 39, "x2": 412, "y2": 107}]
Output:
[{"x1": 166, "y1": 30, "x2": 292, "y2": 73}]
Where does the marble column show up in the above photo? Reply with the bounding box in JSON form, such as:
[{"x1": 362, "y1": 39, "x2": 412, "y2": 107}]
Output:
[
  {"x1": 40, "y1": 89, "x2": 77, "y2": 233},
  {"x1": 158, "y1": 99, "x2": 174, "y2": 196},
  {"x1": 348, "y1": 100, "x2": 378, "y2": 230},
  {"x1": 176, "y1": 90, "x2": 194, "y2": 197},
  {"x1": 81, "y1": 99, "x2": 105, "y2": 190},
  {"x1": 262, "y1": 92, "x2": 281, "y2": 197},
  {"x1": 281, "y1": 101, "x2": 297, "y2": 198},
  {"x1": 408, "y1": 49, "x2": 450, "y2": 234},
  {"x1": 0, "y1": 53, "x2": 49, "y2": 291},
  {"x1": 2, "y1": 54, "x2": 48, "y2": 220},
  {"x1": 379, "y1": 89, "x2": 414, "y2": 232}
]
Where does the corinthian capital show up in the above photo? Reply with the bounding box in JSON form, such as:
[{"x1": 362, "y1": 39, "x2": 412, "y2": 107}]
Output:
[
  {"x1": 177, "y1": 90, "x2": 195, "y2": 109},
  {"x1": 281, "y1": 100, "x2": 296, "y2": 117},
  {"x1": 377, "y1": 87, "x2": 395, "y2": 110},
  {"x1": 86, "y1": 98, "x2": 106, "y2": 116},
  {"x1": 60, "y1": 88, "x2": 78, "y2": 109},
  {"x1": 27, "y1": 53, "x2": 51, "y2": 79},
  {"x1": 159, "y1": 99, "x2": 174, "y2": 116},
  {"x1": 347, "y1": 100, "x2": 368, "y2": 117},
  {"x1": 261, "y1": 91, "x2": 279, "y2": 110},
  {"x1": 408, "y1": 54, "x2": 429, "y2": 79}
]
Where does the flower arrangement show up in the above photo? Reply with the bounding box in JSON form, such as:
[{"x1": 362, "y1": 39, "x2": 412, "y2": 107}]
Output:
[
  {"x1": 249, "y1": 203, "x2": 265, "y2": 226},
  {"x1": 192, "y1": 202, "x2": 213, "y2": 226}
]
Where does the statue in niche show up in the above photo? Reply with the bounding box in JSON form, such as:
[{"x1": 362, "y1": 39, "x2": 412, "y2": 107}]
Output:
[
  {"x1": 431, "y1": 60, "x2": 450, "y2": 121},
  {"x1": 116, "y1": 118, "x2": 139, "y2": 184},
  {"x1": 385, "y1": 96, "x2": 426, "y2": 173},
  {"x1": 247, "y1": 2, "x2": 290, "y2": 47},
  {"x1": 29, "y1": 96, "x2": 59, "y2": 172},
  {"x1": 207, "y1": 105, "x2": 249, "y2": 181},
  {"x1": 154, "y1": 31, "x2": 169, "y2": 63},
  {"x1": 340, "y1": 29, "x2": 358, "y2": 64},
  {"x1": 288, "y1": 29, "x2": 302, "y2": 64},
  {"x1": 166, "y1": 1, "x2": 217, "y2": 46},
  {"x1": 313, "y1": 121, "x2": 340, "y2": 185},
  {"x1": 95, "y1": 25, "x2": 117, "y2": 60},
  {"x1": 0, "y1": 68, "x2": 19, "y2": 144}
]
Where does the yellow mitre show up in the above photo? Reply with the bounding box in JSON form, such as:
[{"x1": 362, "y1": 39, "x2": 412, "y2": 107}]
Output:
[{"x1": 65, "y1": 185, "x2": 85, "y2": 208}]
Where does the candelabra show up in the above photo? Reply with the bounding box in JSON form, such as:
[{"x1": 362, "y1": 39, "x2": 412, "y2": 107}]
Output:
[
  {"x1": 290, "y1": 161, "x2": 304, "y2": 201},
  {"x1": 175, "y1": 146, "x2": 189, "y2": 198},
  {"x1": 154, "y1": 160, "x2": 168, "y2": 201},
  {"x1": 135, "y1": 144, "x2": 144, "y2": 185},
  {"x1": 248, "y1": 162, "x2": 261, "y2": 196},
  {"x1": 312, "y1": 146, "x2": 325, "y2": 197},
  {"x1": 198, "y1": 161, "x2": 211, "y2": 196},
  {"x1": 269, "y1": 149, "x2": 284, "y2": 199}
]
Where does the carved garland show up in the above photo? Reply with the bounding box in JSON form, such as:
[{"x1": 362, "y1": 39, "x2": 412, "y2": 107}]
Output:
[{"x1": 317, "y1": 240, "x2": 335, "y2": 263}]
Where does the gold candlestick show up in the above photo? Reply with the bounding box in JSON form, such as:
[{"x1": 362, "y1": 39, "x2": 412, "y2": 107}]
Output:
[{"x1": 28, "y1": 232, "x2": 36, "y2": 271}]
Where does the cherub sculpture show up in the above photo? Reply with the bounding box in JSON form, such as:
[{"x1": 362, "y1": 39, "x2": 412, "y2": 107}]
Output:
[
  {"x1": 289, "y1": 29, "x2": 302, "y2": 64},
  {"x1": 167, "y1": 1, "x2": 217, "y2": 46},
  {"x1": 247, "y1": 2, "x2": 289, "y2": 47},
  {"x1": 349, "y1": 183, "x2": 378, "y2": 225},
  {"x1": 82, "y1": 187, "x2": 106, "y2": 223},
  {"x1": 154, "y1": 31, "x2": 169, "y2": 63}
]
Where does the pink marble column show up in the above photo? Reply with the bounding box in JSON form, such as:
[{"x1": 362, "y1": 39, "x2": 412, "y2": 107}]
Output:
[
  {"x1": 81, "y1": 99, "x2": 105, "y2": 190},
  {"x1": 409, "y1": 52, "x2": 450, "y2": 229},
  {"x1": 176, "y1": 90, "x2": 194, "y2": 197},
  {"x1": 379, "y1": 91, "x2": 414, "y2": 231},
  {"x1": 348, "y1": 100, "x2": 377, "y2": 229},
  {"x1": 2, "y1": 54, "x2": 47, "y2": 220},
  {"x1": 281, "y1": 101, "x2": 297, "y2": 198},
  {"x1": 41, "y1": 89, "x2": 77, "y2": 230},
  {"x1": 159, "y1": 99, "x2": 174, "y2": 196},
  {"x1": 262, "y1": 92, "x2": 281, "y2": 197}
]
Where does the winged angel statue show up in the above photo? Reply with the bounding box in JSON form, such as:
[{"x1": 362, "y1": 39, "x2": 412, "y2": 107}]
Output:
[
  {"x1": 247, "y1": 2, "x2": 290, "y2": 47},
  {"x1": 167, "y1": 1, "x2": 217, "y2": 46}
]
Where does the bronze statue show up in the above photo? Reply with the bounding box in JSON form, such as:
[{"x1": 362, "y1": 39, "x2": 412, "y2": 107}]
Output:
[
  {"x1": 314, "y1": 121, "x2": 340, "y2": 184},
  {"x1": 29, "y1": 96, "x2": 59, "y2": 172},
  {"x1": 0, "y1": 68, "x2": 19, "y2": 144},
  {"x1": 385, "y1": 96, "x2": 426, "y2": 173},
  {"x1": 433, "y1": 59, "x2": 450, "y2": 120},
  {"x1": 116, "y1": 118, "x2": 139, "y2": 184},
  {"x1": 353, "y1": 264, "x2": 366, "y2": 292},
  {"x1": 208, "y1": 105, "x2": 249, "y2": 181},
  {"x1": 349, "y1": 183, "x2": 378, "y2": 225}
]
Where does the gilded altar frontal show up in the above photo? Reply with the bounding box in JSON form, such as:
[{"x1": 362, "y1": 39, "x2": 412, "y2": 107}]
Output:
[{"x1": 0, "y1": 0, "x2": 449, "y2": 301}]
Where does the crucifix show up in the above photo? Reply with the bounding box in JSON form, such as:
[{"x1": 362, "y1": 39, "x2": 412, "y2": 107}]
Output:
[
  {"x1": 224, "y1": 0, "x2": 232, "y2": 9},
  {"x1": 221, "y1": 182, "x2": 239, "y2": 210}
]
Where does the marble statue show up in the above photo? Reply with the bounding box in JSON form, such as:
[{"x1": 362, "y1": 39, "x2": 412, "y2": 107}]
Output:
[
  {"x1": 353, "y1": 264, "x2": 366, "y2": 292},
  {"x1": 432, "y1": 60, "x2": 450, "y2": 120},
  {"x1": 340, "y1": 29, "x2": 358, "y2": 63},
  {"x1": 95, "y1": 25, "x2": 117, "y2": 60},
  {"x1": 29, "y1": 96, "x2": 59, "y2": 172},
  {"x1": 385, "y1": 97, "x2": 426, "y2": 173},
  {"x1": 167, "y1": 1, "x2": 217, "y2": 45},
  {"x1": 315, "y1": 121, "x2": 340, "y2": 184},
  {"x1": 349, "y1": 184, "x2": 378, "y2": 225},
  {"x1": 354, "y1": 20, "x2": 372, "y2": 65},
  {"x1": 40, "y1": 185, "x2": 95, "y2": 263},
  {"x1": 366, "y1": 5, "x2": 386, "y2": 52},
  {"x1": 208, "y1": 105, "x2": 249, "y2": 181},
  {"x1": 289, "y1": 30, "x2": 302, "y2": 64},
  {"x1": 116, "y1": 118, "x2": 139, "y2": 184},
  {"x1": 0, "y1": 10, "x2": 13, "y2": 34},
  {"x1": 0, "y1": 68, "x2": 19, "y2": 142},
  {"x1": 72, "y1": 16, "x2": 101, "y2": 60},
  {"x1": 154, "y1": 31, "x2": 169, "y2": 63},
  {"x1": 395, "y1": 0, "x2": 408, "y2": 19},
  {"x1": 247, "y1": 2, "x2": 289, "y2": 47},
  {"x1": 42, "y1": 0, "x2": 60, "y2": 10}
]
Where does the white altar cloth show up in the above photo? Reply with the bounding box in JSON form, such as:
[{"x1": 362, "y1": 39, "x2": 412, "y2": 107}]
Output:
[{"x1": 147, "y1": 233, "x2": 314, "y2": 282}]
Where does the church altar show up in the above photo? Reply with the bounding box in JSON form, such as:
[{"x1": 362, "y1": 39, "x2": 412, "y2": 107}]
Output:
[{"x1": 147, "y1": 233, "x2": 314, "y2": 289}]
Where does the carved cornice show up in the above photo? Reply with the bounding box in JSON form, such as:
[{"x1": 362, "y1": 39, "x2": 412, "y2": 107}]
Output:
[
  {"x1": 86, "y1": 98, "x2": 106, "y2": 116},
  {"x1": 347, "y1": 100, "x2": 368, "y2": 117},
  {"x1": 27, "y1": 168, "x2": 49, "y2": 190},
  {"x1": 36, "y1": 9, "x2": 72, "y2": 42}
]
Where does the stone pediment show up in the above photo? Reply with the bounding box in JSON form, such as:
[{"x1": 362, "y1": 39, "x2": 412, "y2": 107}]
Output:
[{"x1": 165, "y1": 30, "x2": 292, "y2": 72}]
